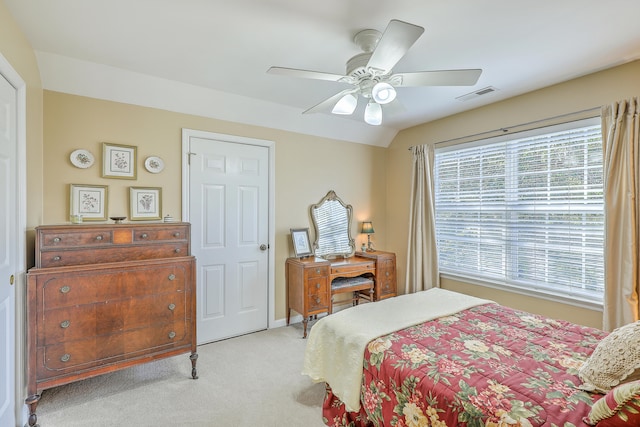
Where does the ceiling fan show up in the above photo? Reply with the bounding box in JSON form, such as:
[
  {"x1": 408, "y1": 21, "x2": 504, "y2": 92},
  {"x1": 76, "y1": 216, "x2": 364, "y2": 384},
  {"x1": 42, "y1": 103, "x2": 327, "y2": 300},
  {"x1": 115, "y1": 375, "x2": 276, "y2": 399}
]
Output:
[{"x1": 268, "y1": 19, "x2": 482, "y2": 126}]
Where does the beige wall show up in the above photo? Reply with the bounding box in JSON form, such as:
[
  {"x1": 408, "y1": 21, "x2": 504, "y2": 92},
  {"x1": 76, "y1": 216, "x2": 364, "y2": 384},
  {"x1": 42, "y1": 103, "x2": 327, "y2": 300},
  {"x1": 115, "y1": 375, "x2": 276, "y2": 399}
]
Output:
[
  {"x1": 0, "y1": 3, "x2": 44, "y2": 248},
  {"x1": 42, "y1": 91, "x2": 389, "y2": 321},
  {"x1": 387, "y1": 59, "x2": 640, "y2": 329}
]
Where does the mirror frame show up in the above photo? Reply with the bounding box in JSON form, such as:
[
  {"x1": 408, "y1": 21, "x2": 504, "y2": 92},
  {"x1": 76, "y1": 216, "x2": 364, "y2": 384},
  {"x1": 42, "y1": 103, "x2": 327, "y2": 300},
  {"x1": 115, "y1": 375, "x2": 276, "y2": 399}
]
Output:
[{"x1": 309, "y1": 190, "x2": 355, "y2": 259}]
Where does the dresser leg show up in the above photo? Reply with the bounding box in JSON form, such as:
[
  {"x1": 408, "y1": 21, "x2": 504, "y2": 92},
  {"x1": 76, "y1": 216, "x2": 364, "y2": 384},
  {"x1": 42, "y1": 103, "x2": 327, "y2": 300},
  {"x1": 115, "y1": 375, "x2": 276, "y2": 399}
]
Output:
[
  {"x1": 25, "y1": 394, "x2": 40, "y2": 427},
  {"x1": 302, "y1": 318, "x2": 308, "y2": 338},
  {"x1": 190, "y1": 352, "x2": 199, "y2": 379}
]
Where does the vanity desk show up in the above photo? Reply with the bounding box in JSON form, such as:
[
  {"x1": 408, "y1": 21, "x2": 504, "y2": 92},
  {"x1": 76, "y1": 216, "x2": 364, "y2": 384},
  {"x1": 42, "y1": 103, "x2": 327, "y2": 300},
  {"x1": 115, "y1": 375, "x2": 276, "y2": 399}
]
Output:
[
  {"x1": 286, "y1": 189, "x2": 398, "y2": 338},
  {"x1": 286, "y1": 252, "x2": 396, "y2": 338}
]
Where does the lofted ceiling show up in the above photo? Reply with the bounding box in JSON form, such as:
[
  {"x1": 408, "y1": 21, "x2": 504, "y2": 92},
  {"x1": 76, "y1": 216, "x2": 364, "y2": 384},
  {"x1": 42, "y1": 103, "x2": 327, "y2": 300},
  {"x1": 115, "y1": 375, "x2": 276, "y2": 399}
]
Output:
[{"x1": 5, "y1": 0, "x2": 640, "y2": 146}]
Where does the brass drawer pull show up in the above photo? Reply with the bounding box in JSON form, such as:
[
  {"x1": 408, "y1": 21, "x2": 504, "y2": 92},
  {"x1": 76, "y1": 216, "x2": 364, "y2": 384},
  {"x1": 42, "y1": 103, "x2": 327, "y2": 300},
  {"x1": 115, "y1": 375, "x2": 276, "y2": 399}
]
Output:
[
  {"x1": 60, "y1": 354, "x2": 71, "y2": 362},
  {"x1": 316, "y1": 283, "x2": 320, "y2": 289},
  {"x1": 140, "y1": 233, "x2": 148, "y2": 239},
  {"x1": 174, "y1": 248, "x2": 181, "y2": 254},
  {"x1": 173, "y1": 232, "x2": 180, "y2": 238},
  {"x1": 95, "y1": 235, "x2": 103, "y2": 241},
  {"x1": 168, "y1": 303, "x2": 176, "y2": 311},
  {"x1": 53, "y1": 237, "x2": 61, "y2": 243},
  {"x1": 53, "y1": 256, "x2": 61, "y2": 261},
  {"x1": 168, "y1": 331, "x2": 176, "y2": 339},
  {"x1": 168, "y1": 274, "x2": 176, "y2": 281},
  {"x1": 315, "y1": 268, "x2": 321, "y2": 274},
  {"x1": 386, "y1": 271, "x2": 390, "y2": 277},
  {"x1": 315, "y1": 297, "x2": 321, "y2": 304},
  {"x1": 60, "y1": 285, "x2": 71, "y2": 294},
  {"x1": 60, "y1": 320, "x2": 70, "y2": 329}
]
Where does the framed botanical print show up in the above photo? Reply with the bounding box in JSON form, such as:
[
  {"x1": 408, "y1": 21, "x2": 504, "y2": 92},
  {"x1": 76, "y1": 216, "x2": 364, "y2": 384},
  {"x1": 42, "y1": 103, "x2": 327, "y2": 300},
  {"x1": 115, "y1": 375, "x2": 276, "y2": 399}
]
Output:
[
  {"x1": 102, "y1": 142, "x2": 137, "y2": 179},
  {"x1": 69, "y1": 184, "x2": 108, "y2": 222},
  {"x1": 129, "y1": 187, "x2": 162, "y2": 221},
  {"x1": 290, "y1": 228, "x2": 313, "y2": 258}
]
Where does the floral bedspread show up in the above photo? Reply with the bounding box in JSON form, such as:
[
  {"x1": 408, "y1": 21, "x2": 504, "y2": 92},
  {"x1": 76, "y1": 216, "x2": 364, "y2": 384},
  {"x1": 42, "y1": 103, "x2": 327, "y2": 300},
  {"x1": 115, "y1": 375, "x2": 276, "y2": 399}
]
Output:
[{"x1": 322, "y1": 303, "x2": 607, "y2": 427}]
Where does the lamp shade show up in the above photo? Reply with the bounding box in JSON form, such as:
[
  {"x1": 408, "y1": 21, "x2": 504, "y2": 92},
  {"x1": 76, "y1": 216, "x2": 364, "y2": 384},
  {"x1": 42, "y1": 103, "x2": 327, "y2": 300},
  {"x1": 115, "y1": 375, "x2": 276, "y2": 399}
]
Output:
[
  {"x1": 361, "y1": 221, "x2": 374, "y2": 234},
  {"x1": 364, "y1": 102, "x2": 382, "y2": 126},
  {"x1": 371, "y1": 82, "x2": 397, "y2": 104},
  {"x1": 332, "y1": 93, "x2": 358, "y2": 115}
]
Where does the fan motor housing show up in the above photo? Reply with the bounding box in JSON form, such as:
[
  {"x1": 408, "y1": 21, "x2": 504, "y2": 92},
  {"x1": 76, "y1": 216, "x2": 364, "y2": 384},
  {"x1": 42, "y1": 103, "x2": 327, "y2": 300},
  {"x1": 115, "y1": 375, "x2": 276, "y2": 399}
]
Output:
[
  {"x1": 346, "y1": 29, "x2": 385, "y2": 87},
  {"x1": 346, "y1": 53, "x2": 373, "y2": 78}
]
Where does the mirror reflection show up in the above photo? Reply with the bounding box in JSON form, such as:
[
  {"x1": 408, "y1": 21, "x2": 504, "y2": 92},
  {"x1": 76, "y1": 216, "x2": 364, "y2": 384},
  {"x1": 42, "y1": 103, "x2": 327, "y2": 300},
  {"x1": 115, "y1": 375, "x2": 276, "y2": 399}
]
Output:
[{"x1": 310, "y1": 190, "x2": 355, "y2": 258}]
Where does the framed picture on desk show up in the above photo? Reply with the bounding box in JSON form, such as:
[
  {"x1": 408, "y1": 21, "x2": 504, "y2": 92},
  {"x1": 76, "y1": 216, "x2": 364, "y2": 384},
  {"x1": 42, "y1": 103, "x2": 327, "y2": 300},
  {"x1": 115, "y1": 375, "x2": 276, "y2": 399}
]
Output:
[{"x1": 290, "y1": 228, "x2": 313, "y2": 258}]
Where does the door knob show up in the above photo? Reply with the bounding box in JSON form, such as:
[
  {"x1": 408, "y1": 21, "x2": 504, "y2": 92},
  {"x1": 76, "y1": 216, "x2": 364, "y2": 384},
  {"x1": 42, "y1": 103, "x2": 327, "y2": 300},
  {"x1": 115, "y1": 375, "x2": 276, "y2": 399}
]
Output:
[{"x1": 260, "y1": 244, "x2": 268, "y2": 251}]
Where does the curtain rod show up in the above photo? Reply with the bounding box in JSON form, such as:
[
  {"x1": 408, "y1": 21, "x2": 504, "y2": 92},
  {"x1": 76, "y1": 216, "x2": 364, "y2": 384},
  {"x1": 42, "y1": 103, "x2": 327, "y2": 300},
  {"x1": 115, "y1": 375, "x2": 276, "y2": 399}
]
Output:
[{"x1": 408, "y1": 106, "x2": 601, "y2": 151}]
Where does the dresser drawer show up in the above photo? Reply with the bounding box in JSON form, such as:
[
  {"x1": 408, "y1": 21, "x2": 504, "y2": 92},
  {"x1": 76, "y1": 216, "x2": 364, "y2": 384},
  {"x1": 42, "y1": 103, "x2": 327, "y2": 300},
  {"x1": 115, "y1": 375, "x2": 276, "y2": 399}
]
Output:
[
  {"x1": 39, "y1": 229, "x2": 113, "y2": 249},
  {"x1": 36, "y1": 322, "x2": 188, "y2": 379},
  {"x1": 39, "y1": 293, "x2": 188, "y2": 345},
  {"x1": 38, "y1": 261, "x2": 191, "y2": 310},
  {"x1": 133, "y1": 226, "x2": 189, "y2": 242},
  {"x1": 39, "y1": 243, "x2": 189, "y2": 267}
]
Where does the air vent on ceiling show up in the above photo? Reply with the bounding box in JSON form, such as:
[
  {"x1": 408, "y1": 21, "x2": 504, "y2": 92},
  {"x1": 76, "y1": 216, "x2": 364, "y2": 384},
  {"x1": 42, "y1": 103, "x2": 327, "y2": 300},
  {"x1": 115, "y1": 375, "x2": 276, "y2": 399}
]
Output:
[{"x1": 456, "y1": 86, "x2": 499, "y2": 102}]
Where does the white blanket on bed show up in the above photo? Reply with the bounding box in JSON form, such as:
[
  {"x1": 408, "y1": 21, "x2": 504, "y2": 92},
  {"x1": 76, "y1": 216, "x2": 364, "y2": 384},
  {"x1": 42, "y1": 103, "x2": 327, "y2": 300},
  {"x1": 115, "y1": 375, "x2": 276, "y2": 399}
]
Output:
[{"x1": 302, "y1": 288, "x2": 493, "y2": 412}]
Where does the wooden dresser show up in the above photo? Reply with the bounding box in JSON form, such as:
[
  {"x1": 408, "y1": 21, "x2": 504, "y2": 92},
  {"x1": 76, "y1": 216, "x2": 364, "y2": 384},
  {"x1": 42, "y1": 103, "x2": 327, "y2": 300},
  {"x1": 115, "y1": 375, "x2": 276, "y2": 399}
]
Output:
[
  {"x1": 286, "y1": 250, "x2": 396, "y2": 338},
  {"x1": 25, "y1": 223, "x2": 197, "y2": 427}
]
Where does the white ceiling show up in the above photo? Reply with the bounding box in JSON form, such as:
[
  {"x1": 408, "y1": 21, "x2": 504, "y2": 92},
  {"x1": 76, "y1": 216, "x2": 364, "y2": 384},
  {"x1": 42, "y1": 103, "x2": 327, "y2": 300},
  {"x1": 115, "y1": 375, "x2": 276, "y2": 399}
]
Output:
[{"x1": 5, "y1": 0, "x2": 640, "y2": 146}]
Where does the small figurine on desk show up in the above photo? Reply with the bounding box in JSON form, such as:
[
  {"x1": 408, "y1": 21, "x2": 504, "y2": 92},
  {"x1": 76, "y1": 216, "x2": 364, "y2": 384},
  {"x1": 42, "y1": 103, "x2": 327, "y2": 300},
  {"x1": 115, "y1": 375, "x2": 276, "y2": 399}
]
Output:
[{"x1": 361, "y1": 243, "x2": 366, "y2": 252}]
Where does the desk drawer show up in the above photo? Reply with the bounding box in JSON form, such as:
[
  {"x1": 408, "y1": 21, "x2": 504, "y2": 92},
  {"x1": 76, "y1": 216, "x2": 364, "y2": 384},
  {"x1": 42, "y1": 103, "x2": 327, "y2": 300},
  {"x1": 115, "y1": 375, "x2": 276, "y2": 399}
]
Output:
[
  {"x1": 307, "y1": 288, "x2": 329, "y2": 312},
  {"x1": 331, "y1": 261, "x2": 375, "y2": 277},
  {"x1": 304, "y1": 265, "x2": 329, "y2": 279}
]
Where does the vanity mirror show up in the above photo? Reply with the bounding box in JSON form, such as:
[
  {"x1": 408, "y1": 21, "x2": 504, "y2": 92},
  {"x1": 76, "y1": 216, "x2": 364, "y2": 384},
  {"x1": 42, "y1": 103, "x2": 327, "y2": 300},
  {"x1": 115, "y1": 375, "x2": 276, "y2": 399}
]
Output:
[{"x1": 310, "y1": 190, "x2": 355, "y2": 259}]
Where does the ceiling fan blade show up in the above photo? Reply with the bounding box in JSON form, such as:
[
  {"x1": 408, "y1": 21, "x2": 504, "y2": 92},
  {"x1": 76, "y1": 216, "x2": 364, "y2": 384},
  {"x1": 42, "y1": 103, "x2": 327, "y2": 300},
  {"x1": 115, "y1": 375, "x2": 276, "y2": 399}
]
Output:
[
  {"x1": 267, "y1": 66, "x2": 346, "y2": 82},
  {"x1": 303, "y1": 89, "x2": 358, "y2": 114},
  {"x1": 395, "y1": 69, "x2": 482, "y2": 87},
  {"x1": 366, "y1": 19, "x2": 425, "y2": 73}
]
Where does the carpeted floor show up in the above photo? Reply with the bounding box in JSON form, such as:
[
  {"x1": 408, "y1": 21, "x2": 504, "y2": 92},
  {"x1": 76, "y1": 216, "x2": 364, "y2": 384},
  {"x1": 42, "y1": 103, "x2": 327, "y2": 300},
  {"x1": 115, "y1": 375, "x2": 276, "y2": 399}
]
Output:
[{"x1": 34, "y1": 323, "x2": 327, "y2": 427}]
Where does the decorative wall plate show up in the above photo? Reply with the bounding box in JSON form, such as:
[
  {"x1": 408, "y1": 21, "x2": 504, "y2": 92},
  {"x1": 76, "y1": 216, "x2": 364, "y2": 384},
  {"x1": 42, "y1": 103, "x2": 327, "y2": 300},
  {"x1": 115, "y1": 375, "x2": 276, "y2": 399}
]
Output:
[
  {"x1": 144, "y1": 156, "x2": 164, "y2": 173},
  {"x1": 70, "y1": 149, "x2": 95, "y2": 168}
]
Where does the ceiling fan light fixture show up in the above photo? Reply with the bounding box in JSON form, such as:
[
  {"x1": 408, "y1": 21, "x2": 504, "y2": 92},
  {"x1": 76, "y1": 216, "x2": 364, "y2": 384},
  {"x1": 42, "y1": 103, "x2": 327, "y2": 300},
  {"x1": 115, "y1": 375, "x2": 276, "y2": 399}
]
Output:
[
  {"x1": 332, "y1": 93, "x2": 358, "y2": 115},
  {"x1": 364, "y1": 101, "x2": 382, "y2": 125},
  {"x1": 371, "y1": 82, "x2": 397, "y2": 104}
]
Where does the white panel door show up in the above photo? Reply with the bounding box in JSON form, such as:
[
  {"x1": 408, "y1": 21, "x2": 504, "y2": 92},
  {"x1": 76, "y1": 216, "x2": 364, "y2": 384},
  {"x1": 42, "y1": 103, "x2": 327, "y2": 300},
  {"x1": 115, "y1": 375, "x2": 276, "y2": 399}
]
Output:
[
  {"x1": 189, "y1": 136, "x2": 269, "y2": 343},
  {"x1": 0, "y1": 69, "x2": 17, "y2": 427}
]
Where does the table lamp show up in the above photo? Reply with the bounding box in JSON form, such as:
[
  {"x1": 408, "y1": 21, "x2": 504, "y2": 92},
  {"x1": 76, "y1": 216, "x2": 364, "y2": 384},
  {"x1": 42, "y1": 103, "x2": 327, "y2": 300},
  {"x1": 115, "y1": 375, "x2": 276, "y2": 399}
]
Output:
[{"x1": 361, "y1": 221, "x2": 375, "y2": 251}]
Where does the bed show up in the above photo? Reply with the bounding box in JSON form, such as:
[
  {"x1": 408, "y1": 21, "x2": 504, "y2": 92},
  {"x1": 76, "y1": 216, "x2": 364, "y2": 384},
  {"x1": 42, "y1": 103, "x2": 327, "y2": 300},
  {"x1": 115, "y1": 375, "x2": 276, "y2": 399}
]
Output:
[{"x1": 303, "y1": 288, "x2": 640, "y2": 427}]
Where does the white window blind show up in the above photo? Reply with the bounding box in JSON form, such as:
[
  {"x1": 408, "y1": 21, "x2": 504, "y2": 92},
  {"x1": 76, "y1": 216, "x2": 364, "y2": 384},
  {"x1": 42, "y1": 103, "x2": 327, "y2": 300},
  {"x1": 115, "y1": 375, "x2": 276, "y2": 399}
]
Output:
[{"x1": 434, "y1": 118, "x2": 604, "y2": 303}]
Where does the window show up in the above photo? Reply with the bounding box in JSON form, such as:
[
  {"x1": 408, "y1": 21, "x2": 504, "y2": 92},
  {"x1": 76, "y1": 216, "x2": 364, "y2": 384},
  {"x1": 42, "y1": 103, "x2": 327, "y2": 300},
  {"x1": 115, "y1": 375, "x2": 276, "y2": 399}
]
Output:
[{"x1": 434, "y1": 118, "x2": 603, "y2": 305}]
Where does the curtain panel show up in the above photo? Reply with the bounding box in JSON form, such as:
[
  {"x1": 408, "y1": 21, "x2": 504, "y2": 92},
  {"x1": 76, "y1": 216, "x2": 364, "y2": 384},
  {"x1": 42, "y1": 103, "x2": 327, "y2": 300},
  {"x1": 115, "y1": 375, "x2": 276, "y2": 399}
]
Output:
[
  {"x1": 405, "y1": 144, "x2": 439, "y2": 293},
  {"x1": 602, "y1": 97, "x2": 640, "y2": 330}
]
